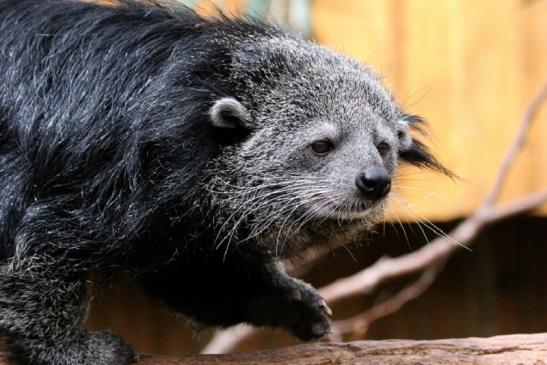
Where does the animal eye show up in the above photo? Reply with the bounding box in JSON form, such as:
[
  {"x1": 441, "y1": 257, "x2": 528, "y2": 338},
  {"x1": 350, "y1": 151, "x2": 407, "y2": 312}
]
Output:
[
  {"x1": 310, "y1": 140, "x2": 334, "y2": 155},
  {"x1": 377, "y1": 142, "x2": 391, "y2": 156}
]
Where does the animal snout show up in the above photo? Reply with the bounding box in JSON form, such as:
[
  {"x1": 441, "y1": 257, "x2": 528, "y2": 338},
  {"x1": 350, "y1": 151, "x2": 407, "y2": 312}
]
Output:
[{"x1": 355, "y1": 166, "x2": 391, "y2": 200}]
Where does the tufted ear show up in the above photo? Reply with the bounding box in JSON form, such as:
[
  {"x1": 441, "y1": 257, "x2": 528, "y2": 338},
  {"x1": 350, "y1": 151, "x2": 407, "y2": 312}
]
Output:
[
  {"x1": 397, "y1": 114, "x2": 455, "y2": 177},
  {"x1": 209, "y1": 97, "x2": 251, "y2": 129}
]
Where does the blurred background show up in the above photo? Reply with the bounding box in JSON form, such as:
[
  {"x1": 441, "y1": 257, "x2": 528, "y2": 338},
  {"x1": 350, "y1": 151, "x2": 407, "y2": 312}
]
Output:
[{"x1": 89, "y1": 0, "x2": 547, "y2": 357}]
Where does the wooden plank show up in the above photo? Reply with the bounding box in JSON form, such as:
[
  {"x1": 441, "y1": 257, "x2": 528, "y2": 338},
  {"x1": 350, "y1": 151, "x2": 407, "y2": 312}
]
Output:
[{"x1": 3, "y1": 333, "x2": 546, "y2": 364}]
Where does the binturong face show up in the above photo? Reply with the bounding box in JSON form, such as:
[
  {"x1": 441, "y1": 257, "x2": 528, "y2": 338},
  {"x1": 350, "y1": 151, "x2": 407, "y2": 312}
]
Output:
[{"x1": 206, "y1": 37, "x2": 451, "y2": 255}]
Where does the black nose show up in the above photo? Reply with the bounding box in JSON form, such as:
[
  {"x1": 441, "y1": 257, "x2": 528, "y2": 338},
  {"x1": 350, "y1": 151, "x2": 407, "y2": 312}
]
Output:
[{"x1": 355, "y1": 166, "x2": 391, "y2": 200}]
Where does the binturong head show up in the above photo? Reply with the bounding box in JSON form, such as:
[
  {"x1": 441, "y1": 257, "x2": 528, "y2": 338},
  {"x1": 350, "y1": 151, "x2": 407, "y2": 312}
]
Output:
[{"x1": 205, "y1": 32, "x2": 452, "y2": 255}]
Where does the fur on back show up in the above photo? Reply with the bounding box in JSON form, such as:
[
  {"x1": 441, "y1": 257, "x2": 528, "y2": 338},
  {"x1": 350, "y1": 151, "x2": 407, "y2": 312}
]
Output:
[{"x1": 0, "y1": 0, "x2": 289, "y2": 266}]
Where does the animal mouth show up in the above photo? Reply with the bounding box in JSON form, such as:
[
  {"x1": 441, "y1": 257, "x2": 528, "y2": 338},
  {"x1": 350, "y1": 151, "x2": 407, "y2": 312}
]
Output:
[{"x1": 316, "y1": 197, "x2": 386, "y2": 221}]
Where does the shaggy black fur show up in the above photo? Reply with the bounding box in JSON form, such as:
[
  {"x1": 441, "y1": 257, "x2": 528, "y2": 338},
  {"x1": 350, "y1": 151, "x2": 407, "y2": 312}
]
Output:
[
  {"x1": 0, "y1": 1, "x2": 333, "y2": 363},
  {"x1": 0, "y1": 0, "x2": 270, "y2": 268},
  {"x1": 0, "y1": 0, "x2": 449, "y2": 364}
]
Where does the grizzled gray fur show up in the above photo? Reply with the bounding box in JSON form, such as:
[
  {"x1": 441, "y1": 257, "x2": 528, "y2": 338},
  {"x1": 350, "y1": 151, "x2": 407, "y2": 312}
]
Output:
[{"x1": 0, "y1": 0, "x2": 450, "y2": 364}]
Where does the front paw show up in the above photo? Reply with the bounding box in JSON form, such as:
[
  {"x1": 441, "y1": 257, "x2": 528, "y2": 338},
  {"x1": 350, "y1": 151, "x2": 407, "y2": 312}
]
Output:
[
  {"x1": 281, "y1": 279, "x2": 332, "y2": 341},
  {"x1": 249, "y1": 276, "x2": 332, "y2": 341}
]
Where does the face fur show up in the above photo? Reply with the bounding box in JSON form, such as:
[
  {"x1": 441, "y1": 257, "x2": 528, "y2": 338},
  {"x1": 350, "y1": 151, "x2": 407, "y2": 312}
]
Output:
[{"x1": 206, "y1": 36, "x2": 449, "y2": 252}]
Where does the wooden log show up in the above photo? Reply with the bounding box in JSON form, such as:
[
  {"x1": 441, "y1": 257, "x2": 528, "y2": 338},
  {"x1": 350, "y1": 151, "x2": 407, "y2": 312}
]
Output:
[{"x1": 2, "y1": 333, "x2": 546, "y2": 364}]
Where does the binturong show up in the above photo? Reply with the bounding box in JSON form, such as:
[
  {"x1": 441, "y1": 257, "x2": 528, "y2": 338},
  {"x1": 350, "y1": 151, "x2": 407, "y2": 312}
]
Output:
[{"x1": 0, "y1": 0, "x2": 452, "y2": 364}]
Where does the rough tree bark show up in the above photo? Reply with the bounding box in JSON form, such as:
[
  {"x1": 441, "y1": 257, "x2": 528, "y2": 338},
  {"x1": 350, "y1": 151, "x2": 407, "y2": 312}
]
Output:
[{"x1": 3, "y1": 333, "x2": 546, "y2": 364}]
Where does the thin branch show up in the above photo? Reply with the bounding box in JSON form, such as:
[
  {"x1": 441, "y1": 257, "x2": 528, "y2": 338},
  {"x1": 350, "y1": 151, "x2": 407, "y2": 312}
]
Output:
[
  {"x1": 330, "y1": 190, "x2": 547, "y2": 339},
  {"x1": 486, "y1": 189, "x2": 547, "y2": 222},
  {"x1": 331, "y1": 259, "x2": 447, "y2": 338},
  {"x1": 319, "y1": 189, "x2": 547, "y2": 304},
  {"x1": 200, "y1": 325, "x2": 255, "y2": 355},
  {"x1": 480, "y1": 82, "x2": 547, "y2": 210}
]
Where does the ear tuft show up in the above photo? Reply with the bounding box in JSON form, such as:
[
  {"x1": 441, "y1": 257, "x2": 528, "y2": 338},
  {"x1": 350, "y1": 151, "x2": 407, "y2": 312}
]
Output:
[
  {"x1": 397, "y1": 114, "x2": 456, "y2": 178},
  {"x1": 209, "y1": 97, "x2": 251, "y2": 129},
  {"x1": 399, "y1": 139, "x2": 455, "y2": 178}
]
